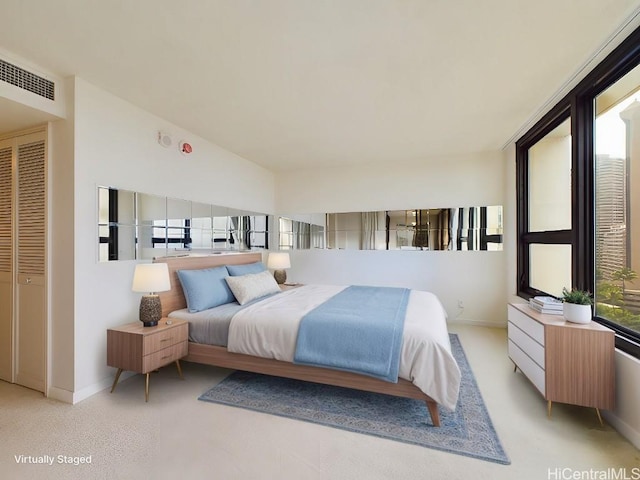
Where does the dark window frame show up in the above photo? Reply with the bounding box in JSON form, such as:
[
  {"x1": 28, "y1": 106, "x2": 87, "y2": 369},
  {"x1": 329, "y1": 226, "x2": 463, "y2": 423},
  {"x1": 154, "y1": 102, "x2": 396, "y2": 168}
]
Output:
[{"x1": 516, "y1": 26, "x2": 640, "y2": 358}]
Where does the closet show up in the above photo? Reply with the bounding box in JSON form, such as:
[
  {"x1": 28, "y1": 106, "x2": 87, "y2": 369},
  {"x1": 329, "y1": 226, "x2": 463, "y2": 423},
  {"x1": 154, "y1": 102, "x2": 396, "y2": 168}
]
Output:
[{"x1": 0, "y1": 128, "x2": 47, "y2": 393}]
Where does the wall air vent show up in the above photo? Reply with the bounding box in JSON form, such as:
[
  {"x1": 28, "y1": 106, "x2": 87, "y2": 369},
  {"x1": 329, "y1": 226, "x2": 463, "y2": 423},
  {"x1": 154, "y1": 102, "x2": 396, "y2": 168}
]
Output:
[{"x1": 0, "y1": 58, "x2": 55, "y2": 101}]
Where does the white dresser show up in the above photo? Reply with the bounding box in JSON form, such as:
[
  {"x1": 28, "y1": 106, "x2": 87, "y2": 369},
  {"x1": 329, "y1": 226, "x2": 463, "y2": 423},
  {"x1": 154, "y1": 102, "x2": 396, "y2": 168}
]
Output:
[{"x1": 507, "y1": 303, "x2": 615, "y2": 420}]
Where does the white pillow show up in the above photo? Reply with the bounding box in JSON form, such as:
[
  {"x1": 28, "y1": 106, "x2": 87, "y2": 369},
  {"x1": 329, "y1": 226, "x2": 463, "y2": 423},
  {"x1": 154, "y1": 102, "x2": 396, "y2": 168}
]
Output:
[{"x1": 225, "y1": 270, "x2": 281, "y2": 305}]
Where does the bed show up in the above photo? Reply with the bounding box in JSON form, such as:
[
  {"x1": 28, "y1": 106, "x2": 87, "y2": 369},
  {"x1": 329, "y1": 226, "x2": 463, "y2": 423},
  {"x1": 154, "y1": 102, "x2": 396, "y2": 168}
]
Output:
[{"x1": 155, "y1": 252, "x2": 461, "y2": 426}]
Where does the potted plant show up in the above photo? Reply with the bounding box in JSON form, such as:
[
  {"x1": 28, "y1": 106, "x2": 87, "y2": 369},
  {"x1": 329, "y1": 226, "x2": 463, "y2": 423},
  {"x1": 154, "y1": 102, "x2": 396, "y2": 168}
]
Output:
[{"x1": 561, "y1": 287, "x2": 593, "y2": 324}]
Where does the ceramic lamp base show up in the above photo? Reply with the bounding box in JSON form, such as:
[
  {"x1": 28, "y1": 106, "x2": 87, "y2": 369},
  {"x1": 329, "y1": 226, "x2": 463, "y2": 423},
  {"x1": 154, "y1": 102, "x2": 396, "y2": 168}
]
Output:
[
  {"x1": 140, "y1": 295, "x2": 162, "y2": 327},
  {"x1": 274, "y1": 269, "x2": 287, "y2": 285}
]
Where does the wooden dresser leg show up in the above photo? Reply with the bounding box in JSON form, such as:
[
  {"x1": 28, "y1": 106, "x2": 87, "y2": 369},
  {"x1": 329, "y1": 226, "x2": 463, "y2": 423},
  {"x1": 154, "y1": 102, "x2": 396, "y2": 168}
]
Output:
[
  {"x1": 175, "y1": 360, "x2": 184, "y2": 379},
  {"x1": 426, "y1": 400, "x2": 440, "y2": 427},
  {"x1": 595, "y1": 408, "x2": 603, "y2": 426},
  {"x1": 110, "y1": 368, "x2": 123, "y2": 393},
  {"x1": 547, "y1": 400, "x2": 552, "y2": 419},
  {"x1": 145, "y1": 373, "x2": 150, "y2": 402}
]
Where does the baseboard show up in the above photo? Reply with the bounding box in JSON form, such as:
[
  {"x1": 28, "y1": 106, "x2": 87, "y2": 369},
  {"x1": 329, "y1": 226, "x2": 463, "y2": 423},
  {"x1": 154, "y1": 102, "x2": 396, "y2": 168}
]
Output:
[
  {"x1": 73, "y1": 371, "x2": 136, "y2": 404},
  {"x1": 603, "y1": 411, "x2": 640, "y2": 449},
  {"x1": 448, "y1": 318, "x2": 506, "y2": 328},
  {"x1": 48, "y1": 371, "x2": 135, "y2": 404},
  {"x1": 47, "y1": 385, "x2": 74, "y2": 404}
]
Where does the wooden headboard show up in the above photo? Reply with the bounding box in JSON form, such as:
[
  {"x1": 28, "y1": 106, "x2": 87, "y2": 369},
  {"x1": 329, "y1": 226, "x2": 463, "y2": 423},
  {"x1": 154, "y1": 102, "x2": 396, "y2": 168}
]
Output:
[{"x1": 154, "y1": 252, "x2": 263, "y2": 317}]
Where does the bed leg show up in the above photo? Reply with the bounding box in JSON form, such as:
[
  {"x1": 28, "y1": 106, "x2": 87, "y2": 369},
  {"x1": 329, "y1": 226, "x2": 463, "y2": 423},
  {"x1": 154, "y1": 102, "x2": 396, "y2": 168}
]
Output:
[{"x1": 426, "y1": 400, "x2": 440, "y2": 427}]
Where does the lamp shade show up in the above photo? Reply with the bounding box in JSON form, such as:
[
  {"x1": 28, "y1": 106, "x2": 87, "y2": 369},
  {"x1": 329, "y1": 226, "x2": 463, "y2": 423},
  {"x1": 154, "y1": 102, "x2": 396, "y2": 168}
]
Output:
[
  {"x1": 267, "y1": 252, "x2": 291, "y2": 270},
  {"x1": 132, "y1": 263, "x2": 171, "y2": 293}
]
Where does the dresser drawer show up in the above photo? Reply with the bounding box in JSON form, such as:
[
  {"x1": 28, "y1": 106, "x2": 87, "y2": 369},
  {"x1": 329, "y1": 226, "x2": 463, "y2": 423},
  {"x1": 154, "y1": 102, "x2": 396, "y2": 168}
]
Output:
[
  {"x1": 142, "y1": 342, "x2": 188, "y2": 373},
  {"x1": 143, "y1": 323, "x2": 188, "y2": 354},
  {"x1": 509, "y1": 340, "x2": 546, "y2": 396},
  {"x1": 508, "y1": 321, "x2": 545, "y2": 368},
  {"x1": 507, "y1": 305, "x2": 545, "y2": 345}
]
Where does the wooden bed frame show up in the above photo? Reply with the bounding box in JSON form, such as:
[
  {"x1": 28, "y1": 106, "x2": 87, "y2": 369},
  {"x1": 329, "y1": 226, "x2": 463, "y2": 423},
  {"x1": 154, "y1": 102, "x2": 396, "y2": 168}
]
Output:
[{"x1": 154, "y1": 252, "x2": 441, "y2": 426}]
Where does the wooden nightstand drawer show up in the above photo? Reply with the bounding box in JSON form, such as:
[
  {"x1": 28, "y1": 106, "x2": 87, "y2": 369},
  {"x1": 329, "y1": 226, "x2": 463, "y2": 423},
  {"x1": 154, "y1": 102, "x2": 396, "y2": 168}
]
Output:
[
  {"x1": 143, "y1": 341, "x2": 188, "y2": 372},
  {"x1": 143, "y1": 322, "x2": 188, "y2": 355}
]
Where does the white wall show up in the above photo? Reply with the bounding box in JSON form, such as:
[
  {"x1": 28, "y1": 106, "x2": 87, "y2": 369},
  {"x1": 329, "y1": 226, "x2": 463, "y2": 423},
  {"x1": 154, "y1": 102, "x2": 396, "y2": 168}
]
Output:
[
  {"x1": 605, "y1": 351, "x2": 640, "y2": 448},
  {"x1": 276, "y1": 153, "x2": 505, "y2": 213},
  {"x1": 48, "y1": 76, "x2": 76, "y2": 399},
  {"x1": 286, "y1": 249, "x2": 505, "y2": 326},
  {"x1": 66, "y1": 77, "x2": 275, "y2": 401},
  {"x1": 275, "y1": 153, "x2": 507, "y2": 325}
]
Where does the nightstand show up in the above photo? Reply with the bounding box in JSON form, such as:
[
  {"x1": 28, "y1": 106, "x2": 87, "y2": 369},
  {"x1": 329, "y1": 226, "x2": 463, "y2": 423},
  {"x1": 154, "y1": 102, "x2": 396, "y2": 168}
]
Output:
[{"x1": 107, "y1": 318, "x2": 188, "y2": 402}]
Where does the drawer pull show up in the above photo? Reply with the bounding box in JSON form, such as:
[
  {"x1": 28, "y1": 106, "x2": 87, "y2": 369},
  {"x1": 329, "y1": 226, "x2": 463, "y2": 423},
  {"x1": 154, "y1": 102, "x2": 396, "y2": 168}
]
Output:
[
  {"x1": 161, "y1": 355, "x2": 171, "y2": 360},
  {"x1": 160, "y1": 338, "x2": 170, "y2": 342}
]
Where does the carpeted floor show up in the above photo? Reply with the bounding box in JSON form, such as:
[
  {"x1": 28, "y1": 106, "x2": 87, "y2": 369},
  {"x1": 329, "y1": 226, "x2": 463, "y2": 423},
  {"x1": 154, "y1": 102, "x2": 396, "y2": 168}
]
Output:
[
  {"x1": 198, "y1": 334, "x2": 510, "y2": 464},
  {"x1": 2, "y1": 325, "x2": 638, "y2": 480}
]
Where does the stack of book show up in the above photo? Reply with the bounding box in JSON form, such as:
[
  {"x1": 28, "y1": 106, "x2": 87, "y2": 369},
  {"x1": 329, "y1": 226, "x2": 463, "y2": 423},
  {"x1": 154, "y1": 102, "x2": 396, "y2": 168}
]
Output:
[{"x1": 529, "y1": 296, "x2": 563, "y2": 315}]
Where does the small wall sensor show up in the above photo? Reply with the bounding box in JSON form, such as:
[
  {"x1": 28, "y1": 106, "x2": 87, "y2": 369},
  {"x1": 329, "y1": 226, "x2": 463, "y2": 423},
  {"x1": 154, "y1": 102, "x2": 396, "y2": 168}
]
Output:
[{"x1": 158, "y1": 132, "x2": 172, "y2": 148}]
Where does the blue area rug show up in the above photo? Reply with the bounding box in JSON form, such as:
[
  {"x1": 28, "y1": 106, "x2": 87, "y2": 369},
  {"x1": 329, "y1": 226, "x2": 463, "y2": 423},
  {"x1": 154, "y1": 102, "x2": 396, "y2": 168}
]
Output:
[{"x1": 198, "y1": 334, "x2": 510, "y2": 465}]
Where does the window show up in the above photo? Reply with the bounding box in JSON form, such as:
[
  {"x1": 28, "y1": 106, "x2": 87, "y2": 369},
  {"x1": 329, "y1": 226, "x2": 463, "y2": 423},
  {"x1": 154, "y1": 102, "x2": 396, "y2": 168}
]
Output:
[
  {"x1": 516, "y1": 26, "x2": 640, "y2": 357},
  {"x1": 518, "y1": 117, "x2": 573, "y2": 297},
  {"x1": 594, "y1": 66, "x2": 640, "y2": 341}
]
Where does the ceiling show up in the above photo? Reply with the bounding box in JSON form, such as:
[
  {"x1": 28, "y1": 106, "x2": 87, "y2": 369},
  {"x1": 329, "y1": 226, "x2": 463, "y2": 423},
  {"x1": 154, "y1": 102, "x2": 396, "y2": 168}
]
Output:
[{"x1": 1, "y1": 1, "x2": 639, "y2": 172}]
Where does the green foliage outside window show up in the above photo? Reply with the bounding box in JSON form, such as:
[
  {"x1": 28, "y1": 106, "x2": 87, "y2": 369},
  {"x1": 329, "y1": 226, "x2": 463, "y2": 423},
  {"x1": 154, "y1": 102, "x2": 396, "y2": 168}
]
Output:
[{"x1": 597, "y1": 267, "x2": 640, "y2": 334}]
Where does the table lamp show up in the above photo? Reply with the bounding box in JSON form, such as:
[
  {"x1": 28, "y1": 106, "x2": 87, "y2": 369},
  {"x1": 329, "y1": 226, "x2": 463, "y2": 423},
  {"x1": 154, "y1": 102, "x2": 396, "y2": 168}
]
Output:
[
  {"x1": 267, "y1": 252, "x2": 291, "y2": 284},
  {"x1": 132, "y1": 263, "x2": 171, "y2": 326}
]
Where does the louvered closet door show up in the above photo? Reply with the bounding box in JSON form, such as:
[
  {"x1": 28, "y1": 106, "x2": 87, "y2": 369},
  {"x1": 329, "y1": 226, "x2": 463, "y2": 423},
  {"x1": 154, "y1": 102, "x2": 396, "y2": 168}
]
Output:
[
  {"x1": 0, "y1": 140, "x2": 13, "y2": 382},
  {"x1": 15, "y1": 136, "x2": 46, "y2": 392}
]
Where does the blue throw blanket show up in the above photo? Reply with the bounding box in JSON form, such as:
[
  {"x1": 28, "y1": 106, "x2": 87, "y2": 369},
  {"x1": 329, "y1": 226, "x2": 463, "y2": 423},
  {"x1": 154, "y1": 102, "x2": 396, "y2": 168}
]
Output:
[{"x1": 293, "y1": 286, "x2": 410, "y2": 382}]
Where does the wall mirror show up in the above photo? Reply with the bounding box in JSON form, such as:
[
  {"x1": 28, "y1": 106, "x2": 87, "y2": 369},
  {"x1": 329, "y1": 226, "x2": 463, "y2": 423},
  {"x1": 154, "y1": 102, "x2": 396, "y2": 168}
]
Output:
[
  {"x1": 278, "y1": 206, "x2": 503, "y2": 251},
  {"x1": 277, "y1": 214, "x2": 326, "y2": 250},
  {"x1": 98, "y1": 186, "x2": 269, "y2": 261}
]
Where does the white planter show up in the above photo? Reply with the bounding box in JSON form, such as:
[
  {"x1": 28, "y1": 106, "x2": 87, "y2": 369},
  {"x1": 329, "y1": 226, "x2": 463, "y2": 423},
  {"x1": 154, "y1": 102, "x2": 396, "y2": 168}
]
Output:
[{"x1": 563, "y1": 302, "x2": 592, "y2": 324}]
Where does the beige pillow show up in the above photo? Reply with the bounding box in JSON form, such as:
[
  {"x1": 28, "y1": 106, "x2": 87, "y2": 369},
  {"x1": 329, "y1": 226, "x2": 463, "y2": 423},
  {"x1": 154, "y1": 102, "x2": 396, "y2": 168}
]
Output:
[{"x1": 225, "y1": 270, "x2": 281, "y2": 305}]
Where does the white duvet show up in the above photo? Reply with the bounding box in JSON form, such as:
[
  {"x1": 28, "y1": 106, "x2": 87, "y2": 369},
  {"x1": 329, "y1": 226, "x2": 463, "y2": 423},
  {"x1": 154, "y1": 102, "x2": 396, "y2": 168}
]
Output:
[{"x1": 228, "y1": 285, "x2": 461, "y2": 410}]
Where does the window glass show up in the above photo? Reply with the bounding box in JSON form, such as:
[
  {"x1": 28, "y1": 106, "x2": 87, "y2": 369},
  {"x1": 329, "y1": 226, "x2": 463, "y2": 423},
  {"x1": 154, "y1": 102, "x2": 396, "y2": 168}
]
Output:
[
  {"x1": 529, "y1": 244, "x2": 572, "y2": 297},
  {"x1": 595, "y1": 65, "x2": 640, "y2": 336},
  {"x1": 528, "y1": 118, "x2": 572, "y2": 232}
]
